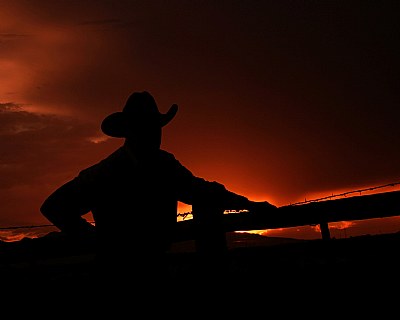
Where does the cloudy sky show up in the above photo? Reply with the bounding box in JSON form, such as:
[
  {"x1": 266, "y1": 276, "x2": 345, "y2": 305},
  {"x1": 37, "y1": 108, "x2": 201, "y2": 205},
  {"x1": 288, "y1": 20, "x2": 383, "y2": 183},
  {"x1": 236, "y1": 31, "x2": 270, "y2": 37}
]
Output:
[{"x1": 1, "y1": 1, "x2": 399, "y2": 240}]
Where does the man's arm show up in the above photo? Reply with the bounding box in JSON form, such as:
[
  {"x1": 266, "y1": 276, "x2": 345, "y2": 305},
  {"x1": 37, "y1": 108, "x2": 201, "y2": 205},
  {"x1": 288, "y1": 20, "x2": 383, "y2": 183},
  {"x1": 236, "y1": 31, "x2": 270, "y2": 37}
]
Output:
[
  {"x1": 40, "y1": 178, "x2": 96, "y2": 238},
  {"x1": 169, "y1": 153, "x2": 277, "y2": 212},
  {"x1": 192, "y1": 179, "x2": 277, "y2": 212}
]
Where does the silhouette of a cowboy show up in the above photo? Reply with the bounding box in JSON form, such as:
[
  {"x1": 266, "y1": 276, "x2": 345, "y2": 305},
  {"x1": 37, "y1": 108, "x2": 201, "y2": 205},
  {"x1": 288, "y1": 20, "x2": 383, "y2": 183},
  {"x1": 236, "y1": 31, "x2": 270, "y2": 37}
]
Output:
[{"x1": 40, "y1": 91, "x2": 277, "y2": 285}]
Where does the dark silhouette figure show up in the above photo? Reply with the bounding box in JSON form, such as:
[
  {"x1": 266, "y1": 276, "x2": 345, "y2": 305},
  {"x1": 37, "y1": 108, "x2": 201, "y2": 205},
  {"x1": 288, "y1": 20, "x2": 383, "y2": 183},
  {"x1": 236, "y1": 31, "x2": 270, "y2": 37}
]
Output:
[{"x1": 40, "y1": 91, "x2": 277, "y2": 291}]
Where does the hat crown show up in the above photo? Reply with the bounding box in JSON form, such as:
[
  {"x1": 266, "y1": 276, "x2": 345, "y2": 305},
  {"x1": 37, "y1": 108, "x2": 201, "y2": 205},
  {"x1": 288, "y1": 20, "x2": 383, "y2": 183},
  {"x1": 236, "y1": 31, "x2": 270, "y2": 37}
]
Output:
[
  {"x1": 123, "y1": 91, "x2": 160, "y2": 119},
  {"x1": 101, "y1": 91, "x2": 177, "y2": 138}
]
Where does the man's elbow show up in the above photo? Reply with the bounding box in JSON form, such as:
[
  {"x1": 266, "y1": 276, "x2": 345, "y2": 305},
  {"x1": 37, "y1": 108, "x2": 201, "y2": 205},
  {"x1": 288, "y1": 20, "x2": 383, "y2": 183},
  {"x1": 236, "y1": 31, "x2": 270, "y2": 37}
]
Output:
[
  {"x1": 40, "y1": 198, "x2": 57, "y2": 220},
  {"x1": 40, "y1": 198, "x2": 67, "y2": 232}
]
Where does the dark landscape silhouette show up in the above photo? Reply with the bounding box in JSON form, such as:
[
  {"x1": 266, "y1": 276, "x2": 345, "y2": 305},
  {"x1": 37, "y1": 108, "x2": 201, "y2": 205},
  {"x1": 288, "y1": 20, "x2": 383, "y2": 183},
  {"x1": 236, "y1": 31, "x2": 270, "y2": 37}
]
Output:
[{"x1": 1, "y1": 230, "x2": 400, "y2": 293}]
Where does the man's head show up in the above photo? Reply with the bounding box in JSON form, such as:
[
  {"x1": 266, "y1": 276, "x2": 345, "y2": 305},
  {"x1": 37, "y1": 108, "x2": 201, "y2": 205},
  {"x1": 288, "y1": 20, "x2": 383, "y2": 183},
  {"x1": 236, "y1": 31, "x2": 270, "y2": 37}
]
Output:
[{"x1": 101, "y1": 91, "x2": 178, "y2": 151}]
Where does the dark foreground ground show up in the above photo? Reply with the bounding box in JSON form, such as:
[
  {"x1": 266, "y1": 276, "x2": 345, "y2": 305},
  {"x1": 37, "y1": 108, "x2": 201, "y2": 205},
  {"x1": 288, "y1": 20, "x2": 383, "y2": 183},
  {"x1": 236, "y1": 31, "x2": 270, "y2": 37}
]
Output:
[
  {"x1": 1, "y1": 231, "x2": 399, "y2": 306},
  {"x1": 2, "y1": 231, "x2": 399, "y2": 275}
]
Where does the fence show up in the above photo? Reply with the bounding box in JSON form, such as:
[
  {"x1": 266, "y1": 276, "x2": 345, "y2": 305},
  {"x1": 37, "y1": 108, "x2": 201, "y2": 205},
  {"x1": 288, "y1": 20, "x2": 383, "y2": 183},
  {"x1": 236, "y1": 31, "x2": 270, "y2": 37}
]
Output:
[{"x1": 175, "y1": 190, "x2": 400, "y2": 254}]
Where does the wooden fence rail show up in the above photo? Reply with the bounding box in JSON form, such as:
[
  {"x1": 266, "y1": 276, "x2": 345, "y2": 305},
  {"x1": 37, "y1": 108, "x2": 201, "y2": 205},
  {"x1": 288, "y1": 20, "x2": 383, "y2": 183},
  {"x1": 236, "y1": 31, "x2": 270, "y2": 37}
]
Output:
[{"x1": 175, "y1": 190, "x2": 400, "y2": 253}]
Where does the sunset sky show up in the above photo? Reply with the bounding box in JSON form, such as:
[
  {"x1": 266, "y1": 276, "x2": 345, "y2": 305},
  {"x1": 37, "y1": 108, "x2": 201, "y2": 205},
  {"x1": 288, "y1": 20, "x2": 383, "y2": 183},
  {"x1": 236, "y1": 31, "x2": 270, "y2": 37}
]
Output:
[{"x1": 1, "y1": 1, "x2": 399, "y2": 241}]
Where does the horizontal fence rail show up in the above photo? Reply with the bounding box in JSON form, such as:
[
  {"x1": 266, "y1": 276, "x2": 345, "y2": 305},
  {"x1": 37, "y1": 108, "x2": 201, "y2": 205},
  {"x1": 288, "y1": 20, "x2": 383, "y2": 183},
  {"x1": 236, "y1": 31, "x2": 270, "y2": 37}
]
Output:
[{"x1": 175, "y1": 190, "x2": 400, "y2": 251}]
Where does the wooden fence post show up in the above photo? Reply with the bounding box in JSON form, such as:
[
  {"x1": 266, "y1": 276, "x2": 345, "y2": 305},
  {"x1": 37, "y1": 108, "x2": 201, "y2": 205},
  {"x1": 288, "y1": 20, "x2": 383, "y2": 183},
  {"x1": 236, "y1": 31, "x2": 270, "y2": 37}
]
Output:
[
  {"x1": 319, "y1": 221, "x2": 331, "y2": 240},
  {"x1": 192, "y1": 204, "x2": 228, "y2": 254}
]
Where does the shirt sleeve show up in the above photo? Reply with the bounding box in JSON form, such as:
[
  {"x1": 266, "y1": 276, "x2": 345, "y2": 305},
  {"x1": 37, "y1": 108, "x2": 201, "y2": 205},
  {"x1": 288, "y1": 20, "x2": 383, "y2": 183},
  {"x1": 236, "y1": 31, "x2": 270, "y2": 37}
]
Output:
[
  {"x1": 40, "y1": 173, "x2": 96, "y2": 238},
  {"x1": 169, "y1": 153, "x2": 251, "y2": 210}
]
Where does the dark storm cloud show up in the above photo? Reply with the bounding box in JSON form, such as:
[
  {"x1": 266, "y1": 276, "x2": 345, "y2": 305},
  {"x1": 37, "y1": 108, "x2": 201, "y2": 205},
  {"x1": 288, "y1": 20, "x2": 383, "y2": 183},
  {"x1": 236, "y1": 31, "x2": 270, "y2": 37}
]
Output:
[
  {"x1": 0, "y1": 33, "x2": 29, "y2": 40},
  {"x1": 0, "y1": 102, "x2": 22, "y2": 111},
  {"x1": 0, "y1": 33, "x2": 32, "y2": 59},
  {"x1": 76, "y1": 18, "x2": 135, "y2": 31},
  {"x1": 78, "y1": 18, "x2": 121, "y2": 26},
  {"x1": 0, "y1": 102, "x2": 105, "y2": 189}
]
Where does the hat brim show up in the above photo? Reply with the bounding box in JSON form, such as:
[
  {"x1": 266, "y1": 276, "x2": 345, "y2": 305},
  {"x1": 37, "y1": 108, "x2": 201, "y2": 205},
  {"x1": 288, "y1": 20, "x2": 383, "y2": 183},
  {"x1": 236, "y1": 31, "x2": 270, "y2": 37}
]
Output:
[{"x1": 101, "y1": 104, "x2": 178, "y2": 138}]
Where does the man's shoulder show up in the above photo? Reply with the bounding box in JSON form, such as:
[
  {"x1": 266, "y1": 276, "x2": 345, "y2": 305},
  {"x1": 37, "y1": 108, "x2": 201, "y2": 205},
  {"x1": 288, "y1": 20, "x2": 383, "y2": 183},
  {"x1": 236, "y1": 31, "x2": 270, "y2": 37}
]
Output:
[
  {"x1": 159, "y1": 149, "x2": 176, "y2": 160},
  {"x1": 78, "y1": 147, "x2": 127, "y2": 177},
  {"x1": 159, "y1": 149, "x2": 186, "y2": 167}
]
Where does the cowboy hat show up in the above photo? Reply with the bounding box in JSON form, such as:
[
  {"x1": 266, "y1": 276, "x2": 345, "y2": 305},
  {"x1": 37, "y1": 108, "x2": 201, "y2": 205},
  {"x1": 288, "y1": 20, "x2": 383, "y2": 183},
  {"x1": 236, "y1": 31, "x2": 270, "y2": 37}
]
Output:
[{"x1": 101, "y1": 91, "x2": 178, "y2": 138}]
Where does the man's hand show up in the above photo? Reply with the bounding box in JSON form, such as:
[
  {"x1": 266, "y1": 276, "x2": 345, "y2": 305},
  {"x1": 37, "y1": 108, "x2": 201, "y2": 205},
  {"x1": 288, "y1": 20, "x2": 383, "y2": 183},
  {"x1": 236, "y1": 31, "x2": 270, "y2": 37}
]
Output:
[{"x1": 247, "y1": 200, "x2": 277, "y2": 214}]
